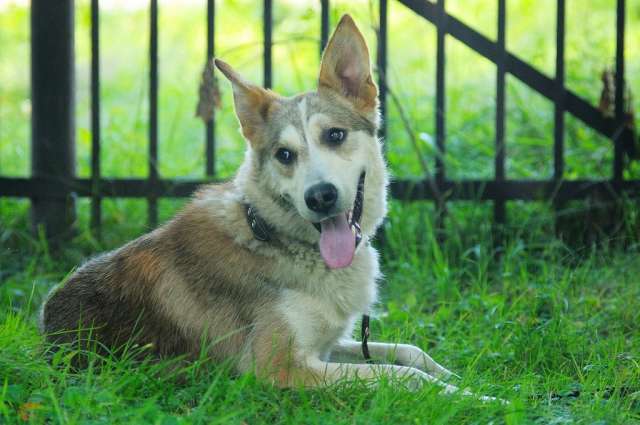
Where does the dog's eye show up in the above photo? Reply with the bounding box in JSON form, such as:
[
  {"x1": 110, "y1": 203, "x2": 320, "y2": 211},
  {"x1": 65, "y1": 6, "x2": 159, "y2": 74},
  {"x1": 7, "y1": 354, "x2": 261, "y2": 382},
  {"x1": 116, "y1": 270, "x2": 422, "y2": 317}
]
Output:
[
  {"x1": 326, "y1": 128, "x2": 347, "y2": 145},
  {"x1": 275, "y1": 148, "x2": 295, "y2": 165}
]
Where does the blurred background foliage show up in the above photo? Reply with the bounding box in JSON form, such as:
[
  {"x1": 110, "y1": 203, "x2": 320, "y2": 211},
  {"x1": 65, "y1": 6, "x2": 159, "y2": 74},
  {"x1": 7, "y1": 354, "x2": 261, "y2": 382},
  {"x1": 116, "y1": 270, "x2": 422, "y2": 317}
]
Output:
[{"x1": 0, "y1": 0, "x2": 639, "y2": 245}]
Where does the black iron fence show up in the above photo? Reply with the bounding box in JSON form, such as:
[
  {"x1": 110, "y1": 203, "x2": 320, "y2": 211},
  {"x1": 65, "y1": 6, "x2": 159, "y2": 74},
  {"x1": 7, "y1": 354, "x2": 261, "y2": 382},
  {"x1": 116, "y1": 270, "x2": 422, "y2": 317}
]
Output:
[{"x1": 0, "y1": 0, "x2": 638, "y2": 240}]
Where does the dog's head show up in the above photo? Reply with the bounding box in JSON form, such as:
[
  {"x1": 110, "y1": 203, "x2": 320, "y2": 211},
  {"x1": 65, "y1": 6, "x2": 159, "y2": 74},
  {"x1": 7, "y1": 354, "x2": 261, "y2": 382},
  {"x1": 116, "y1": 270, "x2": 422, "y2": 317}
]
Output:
[{"x1": 216, "y1": 14, "x2": 388, "y2": 269}]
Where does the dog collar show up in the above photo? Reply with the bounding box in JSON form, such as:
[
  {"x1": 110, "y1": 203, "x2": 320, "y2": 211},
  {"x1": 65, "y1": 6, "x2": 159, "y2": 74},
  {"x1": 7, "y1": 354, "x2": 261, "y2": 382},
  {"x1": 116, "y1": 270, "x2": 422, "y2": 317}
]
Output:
[
  {"x1": 245, "y1": 204, "x2": 272, "y2": 242},
  {"x1": 245, "y1": 202, "x2": 372, "y2": 363}
]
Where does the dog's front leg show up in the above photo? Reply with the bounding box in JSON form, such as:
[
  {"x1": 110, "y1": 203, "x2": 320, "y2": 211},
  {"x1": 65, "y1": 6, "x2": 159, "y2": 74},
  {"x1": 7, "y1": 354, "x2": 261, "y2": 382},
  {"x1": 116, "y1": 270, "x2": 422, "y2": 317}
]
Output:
[
  {"x1": 325, "y1": 343, "x2": 503, "y2": 404},
  {"x1": 329, "y1": 340, "x2": 456, "y2": 380},
  {"x1": 305, "y1": 358, "x2": 460, "y2": 394}
]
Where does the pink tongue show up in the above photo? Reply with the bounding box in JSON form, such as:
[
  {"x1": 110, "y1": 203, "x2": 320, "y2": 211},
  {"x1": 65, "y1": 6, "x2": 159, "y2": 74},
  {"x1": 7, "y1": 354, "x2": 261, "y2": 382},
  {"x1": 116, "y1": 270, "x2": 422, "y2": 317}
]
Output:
[{"x1": 319, "y1": 213, "x2": 355, "y2": 269}]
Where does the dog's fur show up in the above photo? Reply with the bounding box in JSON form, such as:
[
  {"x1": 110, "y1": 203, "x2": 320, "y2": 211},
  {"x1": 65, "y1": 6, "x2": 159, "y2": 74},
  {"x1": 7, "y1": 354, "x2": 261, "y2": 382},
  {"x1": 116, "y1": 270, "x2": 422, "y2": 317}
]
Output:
[{"x1": 40, "y1": 15, "x2": 469, "y2": 394}]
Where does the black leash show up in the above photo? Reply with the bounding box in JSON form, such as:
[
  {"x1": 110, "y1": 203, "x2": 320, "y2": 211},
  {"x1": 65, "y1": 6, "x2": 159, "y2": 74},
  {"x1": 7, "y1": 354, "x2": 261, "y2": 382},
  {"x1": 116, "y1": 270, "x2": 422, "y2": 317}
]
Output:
[
  {"x1": 245, "y1": 203, "x2": 372, "y2": 363},
  {"x1": 361, "y1": 314, "x2": 372, "y2": 363}
]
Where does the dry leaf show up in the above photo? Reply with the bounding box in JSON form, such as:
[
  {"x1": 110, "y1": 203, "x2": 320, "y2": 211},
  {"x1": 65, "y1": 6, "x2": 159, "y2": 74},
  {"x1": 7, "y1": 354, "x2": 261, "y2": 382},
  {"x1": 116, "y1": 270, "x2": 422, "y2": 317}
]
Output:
[
  {"x1": 18, "y1": 402, "x2": 42, "y2": 421},
  {"x1": 196, "y1": 58, "x2": 221, "y2": 123}
]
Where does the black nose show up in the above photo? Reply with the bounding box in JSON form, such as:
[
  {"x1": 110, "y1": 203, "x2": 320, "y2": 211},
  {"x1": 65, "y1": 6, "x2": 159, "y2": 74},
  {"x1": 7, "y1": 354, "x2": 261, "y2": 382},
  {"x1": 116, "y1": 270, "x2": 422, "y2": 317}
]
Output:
[{"x1": 305, "y1": 183, "x2": 338, "y2": 213}]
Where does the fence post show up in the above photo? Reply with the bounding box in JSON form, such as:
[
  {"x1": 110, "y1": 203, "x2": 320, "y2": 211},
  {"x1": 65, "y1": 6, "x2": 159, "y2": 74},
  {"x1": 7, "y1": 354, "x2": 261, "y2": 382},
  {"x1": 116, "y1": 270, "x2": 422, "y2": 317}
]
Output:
[{"x1": 30, "y1": 0, "x2": 76, "y2": 242}]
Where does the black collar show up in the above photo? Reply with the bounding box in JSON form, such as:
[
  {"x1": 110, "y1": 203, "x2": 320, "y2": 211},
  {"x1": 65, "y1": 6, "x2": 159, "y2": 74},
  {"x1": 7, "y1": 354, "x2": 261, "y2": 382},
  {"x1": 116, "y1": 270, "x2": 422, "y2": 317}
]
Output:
[{"x1": 244, "y1": 202, "x2": 372, "y2": 363}]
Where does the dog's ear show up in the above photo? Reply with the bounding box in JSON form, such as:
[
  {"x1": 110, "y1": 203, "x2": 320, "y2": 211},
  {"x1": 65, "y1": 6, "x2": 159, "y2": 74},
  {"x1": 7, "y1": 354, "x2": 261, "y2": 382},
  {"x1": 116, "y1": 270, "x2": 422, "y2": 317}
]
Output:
[
  {"x1": 318, "y1": 15, "x2": 377, "y2": 113},
  {"x1": 214, "y1": 59, "x2": 277, "y2": 146}
]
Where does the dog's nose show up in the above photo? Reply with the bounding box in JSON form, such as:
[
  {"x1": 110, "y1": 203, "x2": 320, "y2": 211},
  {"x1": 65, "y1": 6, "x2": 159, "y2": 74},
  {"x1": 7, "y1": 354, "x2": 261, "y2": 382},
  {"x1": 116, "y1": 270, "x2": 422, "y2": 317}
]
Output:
[{"x1": 305, "y1": 183, "x2": 338, "y2": 213}]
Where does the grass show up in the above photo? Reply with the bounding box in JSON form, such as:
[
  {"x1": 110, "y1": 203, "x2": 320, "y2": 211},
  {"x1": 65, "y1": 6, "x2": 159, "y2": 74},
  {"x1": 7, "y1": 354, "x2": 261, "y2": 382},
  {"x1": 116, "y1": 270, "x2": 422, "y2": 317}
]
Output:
[
  {"x1": 1, "y1": 201, "x2": 640, "y2": 423},
  {"x1": 1, "y1": 0, "x2": 640, "y2": 423}
]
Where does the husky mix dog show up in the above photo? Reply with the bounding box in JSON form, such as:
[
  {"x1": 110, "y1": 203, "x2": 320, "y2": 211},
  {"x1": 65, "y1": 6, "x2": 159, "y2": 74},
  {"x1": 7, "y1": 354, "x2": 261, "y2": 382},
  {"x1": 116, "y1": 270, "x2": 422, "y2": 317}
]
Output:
[{"x1": 41, "y1": 15, "x2": 472, "y2": 396}]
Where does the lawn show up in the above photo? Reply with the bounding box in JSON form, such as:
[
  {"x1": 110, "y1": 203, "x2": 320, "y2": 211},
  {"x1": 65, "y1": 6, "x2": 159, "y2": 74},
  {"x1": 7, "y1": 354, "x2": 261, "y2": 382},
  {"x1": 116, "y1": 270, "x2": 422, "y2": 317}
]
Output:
[
  {"x1": 1, "y1": 202, "x2": 639, "y2": 423},
  {"x1": 1, "y1": 0, "x2": 640, "y2": 423}
]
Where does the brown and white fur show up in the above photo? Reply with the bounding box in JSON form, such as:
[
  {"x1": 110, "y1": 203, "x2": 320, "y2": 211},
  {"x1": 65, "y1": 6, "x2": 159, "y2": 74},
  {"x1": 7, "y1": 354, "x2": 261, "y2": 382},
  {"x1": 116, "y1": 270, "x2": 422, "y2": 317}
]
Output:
[{"x1": 41, "y1": 15, "x2": 481, "y2": 398}]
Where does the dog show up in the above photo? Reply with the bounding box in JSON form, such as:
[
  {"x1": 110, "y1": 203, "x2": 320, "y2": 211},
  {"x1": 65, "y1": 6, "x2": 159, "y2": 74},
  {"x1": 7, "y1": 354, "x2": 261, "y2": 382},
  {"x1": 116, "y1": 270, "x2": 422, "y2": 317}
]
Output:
[{"x1": 40, "y1": 15, "x2": 473, "y2": 397}]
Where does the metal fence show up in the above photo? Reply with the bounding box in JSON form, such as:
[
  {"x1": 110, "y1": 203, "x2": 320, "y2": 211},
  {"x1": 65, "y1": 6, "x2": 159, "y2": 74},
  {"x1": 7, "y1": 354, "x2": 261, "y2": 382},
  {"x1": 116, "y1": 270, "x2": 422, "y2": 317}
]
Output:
[{"x1": 0, "y1": 0, "x2": 638, "y2": 240}]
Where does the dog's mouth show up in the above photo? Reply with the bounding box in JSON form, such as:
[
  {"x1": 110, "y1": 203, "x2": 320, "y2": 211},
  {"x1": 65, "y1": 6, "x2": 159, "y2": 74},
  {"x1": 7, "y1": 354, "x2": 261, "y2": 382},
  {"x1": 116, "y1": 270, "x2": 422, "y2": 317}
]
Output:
[{"x1": 312, "y1": 172, "x2": 365, "y2": 269}]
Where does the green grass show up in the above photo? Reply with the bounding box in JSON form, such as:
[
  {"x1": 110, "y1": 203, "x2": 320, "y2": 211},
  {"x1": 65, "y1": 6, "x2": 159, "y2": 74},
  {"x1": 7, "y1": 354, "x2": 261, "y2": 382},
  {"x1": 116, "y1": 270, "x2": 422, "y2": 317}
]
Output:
[
  {"x1": 1, "y1": 200, "x2": 640, "y2": 423},
  {"x1": 2, "y1": 0, "x2": 640, "y2": 423}
]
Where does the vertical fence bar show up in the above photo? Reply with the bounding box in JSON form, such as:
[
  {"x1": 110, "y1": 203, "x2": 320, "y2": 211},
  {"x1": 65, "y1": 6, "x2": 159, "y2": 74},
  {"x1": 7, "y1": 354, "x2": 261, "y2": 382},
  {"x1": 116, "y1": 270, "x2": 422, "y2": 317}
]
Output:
[
  {"x1": 553, "y1": 0, "x2": 565, "y2": 181},
  {"x1": 435, "y1": 0, "x2": 446, "y2": 185},
  {"x1": 263, "y1": 0, "x2": 273, "y2": 89},
  {"x1": 148, "y1": 0, "x2": 159, "y2": 227},
  {"x1": 320, "y1": 0, "x2": 329, "y2": 55},
  {"x1": 377, "y1": 0, "x2": 388, "y2": 143},
  {"x1": 206, "y1": 0, "x2": 216, "y2": 177},
  {"x1": 374, "y1": 0, "x2": 389, "y2": 251},
  {"x1": 90, "y1": 0, "x2": 101, "y2": 236},
  {"x1": 613, "y1": 0, "x2": 625, "y2": 182},
  {"x1": 494, "y1": 0, "x2": 506, "y2": 228},
  {"x1": 30, "y1": 0, "x2": 76, "y2": 241},
  {"x1": 553, "y1": 0, "x2": 565, "y2": 234},
  {"x1": 435, "y1": 0, "x2": 447, "y2": 236}
]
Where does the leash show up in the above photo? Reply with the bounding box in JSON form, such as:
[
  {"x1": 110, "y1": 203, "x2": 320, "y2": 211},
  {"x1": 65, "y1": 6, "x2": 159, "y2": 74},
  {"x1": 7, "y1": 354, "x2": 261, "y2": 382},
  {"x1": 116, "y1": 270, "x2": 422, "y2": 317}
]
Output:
[
  {"x1": 361, "y1": 314, "x2": 372, "y2": 363},
  {"x1": 245, "y1": 203, "x2": 372, "y2": 363}
]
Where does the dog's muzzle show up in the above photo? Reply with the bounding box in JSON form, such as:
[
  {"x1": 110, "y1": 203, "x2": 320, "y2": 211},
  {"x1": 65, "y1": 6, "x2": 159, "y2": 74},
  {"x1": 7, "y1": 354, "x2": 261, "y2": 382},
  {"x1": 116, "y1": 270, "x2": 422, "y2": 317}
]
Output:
[{"x1": 312, "y1": 172, "x2": 365, "y2": 269}]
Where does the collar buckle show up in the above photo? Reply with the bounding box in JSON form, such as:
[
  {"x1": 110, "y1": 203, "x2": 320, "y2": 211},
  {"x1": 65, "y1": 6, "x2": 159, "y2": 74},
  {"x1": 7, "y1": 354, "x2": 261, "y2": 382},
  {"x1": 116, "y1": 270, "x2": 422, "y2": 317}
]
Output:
[{"x1": 246, "y1": 204, "x2": 272, "y2": 242}]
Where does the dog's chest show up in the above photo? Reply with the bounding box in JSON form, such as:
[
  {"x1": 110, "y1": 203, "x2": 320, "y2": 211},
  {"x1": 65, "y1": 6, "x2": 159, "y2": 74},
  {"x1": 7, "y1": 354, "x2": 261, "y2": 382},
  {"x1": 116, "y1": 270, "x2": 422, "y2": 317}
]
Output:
[{"x1": 275, "y1": 245, "x2": 379, "y2": 356}]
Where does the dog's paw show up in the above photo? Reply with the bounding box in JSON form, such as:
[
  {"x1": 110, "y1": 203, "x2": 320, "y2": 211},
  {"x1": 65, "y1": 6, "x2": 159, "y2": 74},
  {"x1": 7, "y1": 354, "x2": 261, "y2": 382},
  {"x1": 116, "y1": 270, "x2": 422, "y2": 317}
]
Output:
[
  {"x1": 396, "y1": 344, "x2": 458, "y2": 380},
  {"x1": 400, "y1": 373, "x2": 427, "y2": 392},
  {"x1": 394, "y1": 368, "x2": 434, "y2": 392}
]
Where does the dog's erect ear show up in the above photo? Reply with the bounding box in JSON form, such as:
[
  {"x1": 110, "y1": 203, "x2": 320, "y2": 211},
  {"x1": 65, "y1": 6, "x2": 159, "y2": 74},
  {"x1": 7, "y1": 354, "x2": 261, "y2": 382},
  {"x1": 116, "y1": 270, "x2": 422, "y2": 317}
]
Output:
[
  {"x1": 318, "y1": 15, "x2": 377, "y2": 113},
  {"x1": 214, "y1": 59, "x2": 276, "y2": 146}
]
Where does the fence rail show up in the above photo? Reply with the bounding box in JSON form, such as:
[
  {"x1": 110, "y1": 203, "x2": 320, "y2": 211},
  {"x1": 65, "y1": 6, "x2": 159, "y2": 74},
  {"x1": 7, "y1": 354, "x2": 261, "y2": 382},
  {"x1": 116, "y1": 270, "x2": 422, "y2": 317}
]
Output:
[
  {"x1": 0, "y1": 0, "x2": 638, "y2": 240},
  {"x1": 3, "y1": 176, "x2": 640, "y2": 202}
]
